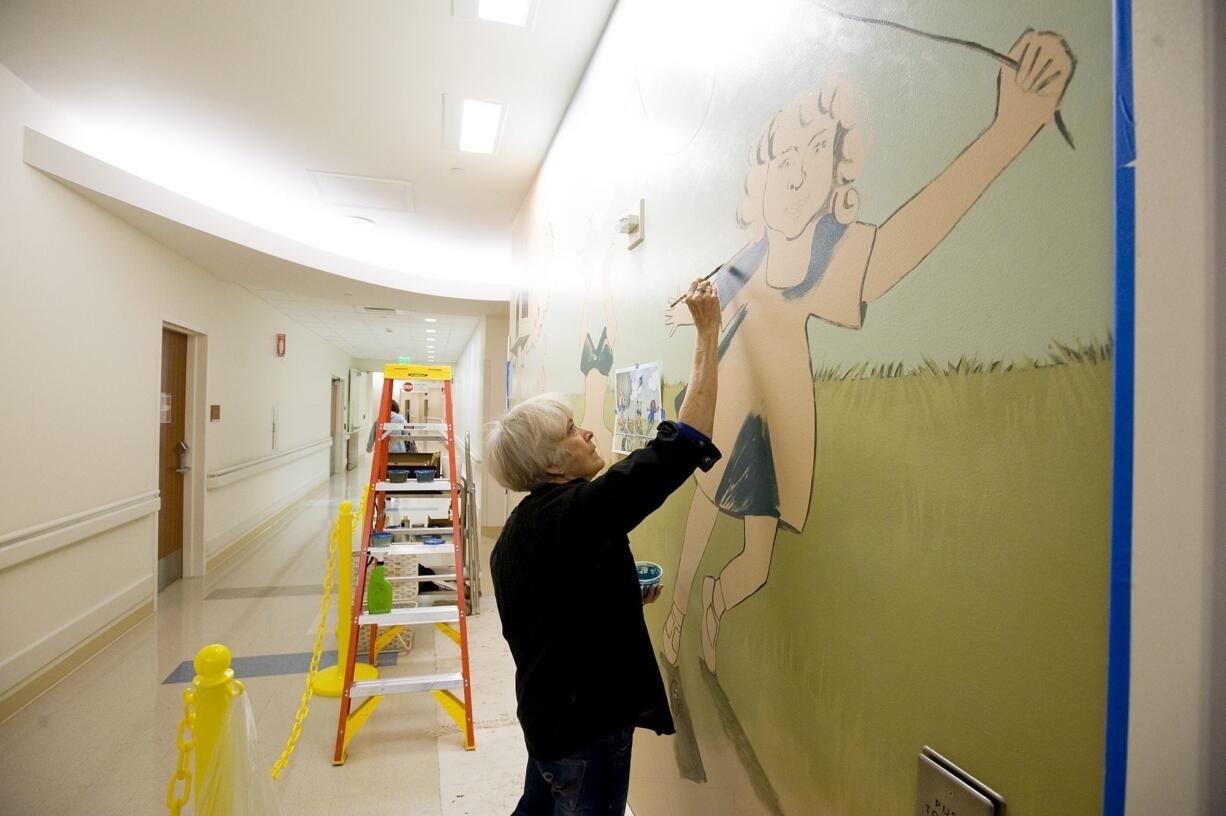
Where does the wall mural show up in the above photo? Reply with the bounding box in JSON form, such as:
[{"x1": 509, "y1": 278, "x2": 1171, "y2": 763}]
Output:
[{"x1": 509, "y1": 2, "x2": 1114, "y2": 814}]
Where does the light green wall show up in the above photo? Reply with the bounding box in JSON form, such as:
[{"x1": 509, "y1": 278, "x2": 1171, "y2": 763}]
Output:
[{"x1": 509, "y1": 1, "x2": 1114, "y2": 813}]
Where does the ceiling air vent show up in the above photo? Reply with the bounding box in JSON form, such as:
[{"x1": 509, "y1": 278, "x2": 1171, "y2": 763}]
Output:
[
  {"x1": 362, "y1": 306, "x2": 399, "y2": 315},
  {"x1": 307, "y1": 170, "x2": 415, "y2": 212}
]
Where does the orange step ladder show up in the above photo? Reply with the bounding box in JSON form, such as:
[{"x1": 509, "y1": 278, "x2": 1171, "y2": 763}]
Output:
[{"x1": 333, "y1": 363, "x2": 476, "y2": 764}]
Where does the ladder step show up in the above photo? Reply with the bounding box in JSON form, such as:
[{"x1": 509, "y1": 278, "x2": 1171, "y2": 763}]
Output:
[
  {"x1": 388, "y1": 526, "x2": 454, "y2": 536},
  {"x1": 387, "y1": 574, "x2": 458, "y2": 583},
  {"x1": 376, "y1": 480, "x2": 455, "y2": 493},
  {"x1": 381, "y1": 422, "x2": 449, "y2": 432},
  {"x1": 349, "y1": 672, "x2": 464, "y2": 699},
  {"x1": 359, "y1": 605, "x2": 461, "y2": 626},
  {"x1": 369, "y1": 543, "x2": 455, "y2": 556}
]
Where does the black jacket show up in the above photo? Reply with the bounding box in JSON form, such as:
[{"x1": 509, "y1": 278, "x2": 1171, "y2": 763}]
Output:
[{"x1": 490, "y1": 421, "x2": 721, "y2": 760}]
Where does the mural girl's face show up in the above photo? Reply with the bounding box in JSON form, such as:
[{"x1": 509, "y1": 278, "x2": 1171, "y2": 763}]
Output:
[
  {"x1": 558, "y1": 418, "x2": 603, "y2": 480},
  {"x1": 762, "y1": 112, "x2": 838, "y2": 240}
]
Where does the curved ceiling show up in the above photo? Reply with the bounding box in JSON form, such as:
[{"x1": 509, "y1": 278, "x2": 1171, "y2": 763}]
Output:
[{"x1": 0, "y1": 0, "x2": 616, "y2": 299}]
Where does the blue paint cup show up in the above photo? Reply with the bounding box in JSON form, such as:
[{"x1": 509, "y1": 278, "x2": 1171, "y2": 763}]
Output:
[
  {"x1": 422, "y1": 536, "x2": 446, "y2": 546},
  {"x1": 635, "y1": 561, "x2": 663, "y2": 597},
  {"x1": 371, "y1": 531, "x2": 393, "y2": 548}
]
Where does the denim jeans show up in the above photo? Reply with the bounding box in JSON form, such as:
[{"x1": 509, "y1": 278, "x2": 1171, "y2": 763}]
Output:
[{"x1": 512, "y1": 727, "x2": 635, "y2": 815}]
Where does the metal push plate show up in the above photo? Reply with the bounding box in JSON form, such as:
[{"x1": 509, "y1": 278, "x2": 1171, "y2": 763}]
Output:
[{"x1": 916, "y1": 746, "x2": 1004, "y2": 816}]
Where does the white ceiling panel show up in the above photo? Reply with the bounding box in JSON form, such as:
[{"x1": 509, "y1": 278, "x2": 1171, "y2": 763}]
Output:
[{"x1": 247, "y1": 286, "x2": 481, "y2": 364}]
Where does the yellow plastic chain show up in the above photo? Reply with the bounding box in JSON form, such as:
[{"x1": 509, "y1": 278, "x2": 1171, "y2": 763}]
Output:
[
  {"x1": 270, "y1": 511, "x2": 341, "y2": 779},
  {"x1": 355, "y1": 484, "x2": 369, "y2": 533},
  {"x1": 165, "y1": 687, "x2": 196, "y2": 815}
]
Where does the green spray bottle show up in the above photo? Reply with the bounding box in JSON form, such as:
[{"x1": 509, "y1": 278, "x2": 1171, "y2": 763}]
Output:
[{"x1": 366, "y1": 554, "x2": 393, "y2": 615}]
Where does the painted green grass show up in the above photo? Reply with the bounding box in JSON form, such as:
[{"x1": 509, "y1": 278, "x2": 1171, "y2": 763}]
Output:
[{"x1": 624, "y1": 352, "x2": 1112, "y2": 816}]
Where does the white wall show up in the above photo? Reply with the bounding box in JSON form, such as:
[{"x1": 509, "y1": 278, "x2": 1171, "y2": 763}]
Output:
[
  {"x1": 1129, "y1": 1, "x2": 1223, "y2": 813},
  {"x1": 481, "y1": 314, "x2": 509, "y2": 526},
  {"x1": 451, "y1": 314, "x2": 510, "y2": 528},
  {"x1": 0, "y1": 64, "x2": 353, "y2": 702},
  {"x1": 453, "y1": 317, "x2": 486, "y2": 468}
]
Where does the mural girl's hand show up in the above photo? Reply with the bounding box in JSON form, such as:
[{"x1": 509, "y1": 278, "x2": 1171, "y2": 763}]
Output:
[
  {"x1": 995, "y1": 30, "x2": 1074, "y2": 139},
  {"x1": 642, "y1": 584, "x2": 663, "y2": 606},
  {"x1": 664, "y1": 294, "x2": 693, "y2": 337},
  {"x1": 684, "y1": 278, "x2": 720, "y2": 338}
]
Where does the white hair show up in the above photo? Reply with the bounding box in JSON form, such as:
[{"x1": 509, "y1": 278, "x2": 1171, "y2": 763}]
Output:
[{"x1": 485, "y1": 393, "x2": 572, "y2": 492}]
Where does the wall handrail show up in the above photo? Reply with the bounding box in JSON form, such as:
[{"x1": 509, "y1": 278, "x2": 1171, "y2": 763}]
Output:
[
  {"x1": 207, "y1": 438, "x2": 332, "y2": 490},
  {"x1": 0, "y1": 490, "x2": 161, "y2": 571}
]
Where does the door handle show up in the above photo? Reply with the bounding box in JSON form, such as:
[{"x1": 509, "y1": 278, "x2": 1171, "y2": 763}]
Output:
[{"x1": 176, "y1": 440, "x2": 190, "y2": 474}]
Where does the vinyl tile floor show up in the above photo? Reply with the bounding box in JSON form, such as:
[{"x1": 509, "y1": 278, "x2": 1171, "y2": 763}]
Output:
[{"x1": 0, "y1": 463, "x2": 528, "y2": 816}]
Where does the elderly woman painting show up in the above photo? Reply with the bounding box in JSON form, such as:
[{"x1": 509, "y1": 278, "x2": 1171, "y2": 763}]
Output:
[{"x1": 488, "y1": 278, "x2": 721, "y2": 815}]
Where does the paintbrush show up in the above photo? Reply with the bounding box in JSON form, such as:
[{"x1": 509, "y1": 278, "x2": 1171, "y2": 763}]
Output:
[{"x1": 668, "y1": 264, "x2": 726, "y2": 308}]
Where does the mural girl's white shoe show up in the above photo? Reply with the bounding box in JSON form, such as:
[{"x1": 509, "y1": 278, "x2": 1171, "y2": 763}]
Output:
[
  {"x1": 662, "y1": 604, "x2": 684, "y2": 666},
  {"x1": 700, "y1": 576, "x2": 724, "y2": 673}
]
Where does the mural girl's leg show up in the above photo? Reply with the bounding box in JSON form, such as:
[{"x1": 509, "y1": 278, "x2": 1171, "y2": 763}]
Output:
[
  {"x1": 701, "y1": 515, "x2": 778, "y2": 673},
  {"x1": 662, "y1": 491, "x2": 720, "y2": 666}
]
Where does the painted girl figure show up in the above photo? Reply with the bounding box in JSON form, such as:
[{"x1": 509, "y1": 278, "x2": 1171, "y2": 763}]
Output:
[
  {"x1": 661, "y1": 30, "x2": 1074, "y2": 673},
  {"x1": 577, "y1": 242, "x2": 618, "y2": 462}
]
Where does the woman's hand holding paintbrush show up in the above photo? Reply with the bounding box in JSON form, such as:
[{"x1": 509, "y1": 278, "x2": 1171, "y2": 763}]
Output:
[
  {"x1": 665, "y1": 265, "x2": 723, "y2": 336},
  {"x1": 667, "y1": 264, "x2": 723, "y2": 308}
]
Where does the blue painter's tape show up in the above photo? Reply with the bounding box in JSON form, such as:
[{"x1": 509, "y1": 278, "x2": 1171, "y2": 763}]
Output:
[
  {"x1": 1103, "y1": 0, "x2": 1135, "y2": 813},
  {"x1": 161, "y1": 649, "x2": 399, "y2": 684}
]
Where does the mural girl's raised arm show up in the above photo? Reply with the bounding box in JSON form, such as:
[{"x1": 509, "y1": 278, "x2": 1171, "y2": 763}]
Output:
[
  {"x1": 602, "y1": 259, "x2": 618, "y2": 348},
  {"x1": 861, "y1": 30, "x2": 1074, "y2": 304}
]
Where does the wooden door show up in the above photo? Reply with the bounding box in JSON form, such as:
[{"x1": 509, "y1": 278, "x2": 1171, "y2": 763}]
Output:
[
  {"x1": 330, "y1": 378, "x2": 342, "y2": 475},
  {"x1": 158, "y1": 328, "x2": 188, "y2": 590}
]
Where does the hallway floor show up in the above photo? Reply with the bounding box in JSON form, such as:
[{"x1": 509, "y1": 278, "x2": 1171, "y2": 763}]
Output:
[{"x1": 0, "y1": 464, "x2": 527, "y2": 815}]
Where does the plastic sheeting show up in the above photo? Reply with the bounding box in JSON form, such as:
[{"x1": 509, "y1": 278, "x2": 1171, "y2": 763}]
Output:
[{"x1": 197, "y1": 693, "x2": 282, "y2": 816}]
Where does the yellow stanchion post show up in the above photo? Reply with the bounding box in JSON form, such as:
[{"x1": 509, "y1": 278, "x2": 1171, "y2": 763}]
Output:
[
  {"x1": 313, "y1": 500, "x2": 378, "y2": 697},
  {"x1": 191, "y1": 644, "x2": 244, "y2": 811}
]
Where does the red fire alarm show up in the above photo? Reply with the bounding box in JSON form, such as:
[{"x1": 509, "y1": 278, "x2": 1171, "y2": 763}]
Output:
[{"x1": 276, "y1": 333, "x2": 286, "y2": 357}]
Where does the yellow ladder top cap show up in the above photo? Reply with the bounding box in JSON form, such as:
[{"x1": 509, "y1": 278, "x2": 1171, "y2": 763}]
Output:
[{"x1": 383, "y1": 363, "x2": 453, "y2": 381}]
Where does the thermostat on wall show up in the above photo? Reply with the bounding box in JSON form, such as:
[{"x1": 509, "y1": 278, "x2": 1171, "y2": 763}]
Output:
[
  {"x1": 619, "y1": 198, "x2": 644, "y2": 250},
  {"x1": 916, "y1": 746, "x2": 1004, "y2": 816}
]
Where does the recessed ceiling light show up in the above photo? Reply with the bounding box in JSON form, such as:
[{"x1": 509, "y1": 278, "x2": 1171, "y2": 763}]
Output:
[
  {"x1": 425, "y1": 328, "x2": 436, "y2": 333},
  {"x1": 425, "y1": 318, "x2": 438, "y2": 323},
  {"x1": 477, "y1": 0, "x2": 532, "y2": 26},
  {"x1": 459, "y1": 99, "x2": 504, "y2": 154}
]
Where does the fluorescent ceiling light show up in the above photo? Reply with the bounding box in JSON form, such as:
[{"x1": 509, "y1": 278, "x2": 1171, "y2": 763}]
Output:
[
  {"x1": 477, "y1": 0, "x2": 532, "y2": 26},
  {"x1": 426, "y1": 328, "x2": 436, "y2": 333},
  {"x1": 459, "y1": 99, "x2": 503, "y2": 154},
  {"x1": 425, "y1": 318, "x2": 438, "y2": 323}
]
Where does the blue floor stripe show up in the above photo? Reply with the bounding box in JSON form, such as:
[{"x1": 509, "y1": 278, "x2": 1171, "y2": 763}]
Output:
[{"x1": 162, "y1": 649, "x2": 399, "y2": 684}]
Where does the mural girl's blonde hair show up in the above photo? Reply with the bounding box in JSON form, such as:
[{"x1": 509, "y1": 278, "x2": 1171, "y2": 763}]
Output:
[{"x1": 737, "y1": 77, "x2": 865, "y2": 241}]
